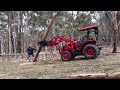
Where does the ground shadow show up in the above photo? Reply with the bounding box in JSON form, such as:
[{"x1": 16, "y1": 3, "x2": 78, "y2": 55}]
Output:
[
  {"x1": 71, "y1": 56, "x2": 100, "y2": 61},
  {"x1": 73, "y1": 57, "x2": 86, "y2": 60},
  {"x1": 55, "y1": 56, "x2": 97, "y2": 62}
]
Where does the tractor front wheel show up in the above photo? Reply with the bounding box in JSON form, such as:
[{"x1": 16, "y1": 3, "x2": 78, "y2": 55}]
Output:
[
  {"x1": 83, "y1": 44, "x2": 98, "y2": 59},
  {"x1": 61, "y1": 51, "x2": 71, "y2": 61}
]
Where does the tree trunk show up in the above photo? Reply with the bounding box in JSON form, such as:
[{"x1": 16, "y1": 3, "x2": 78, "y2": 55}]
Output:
[
  {"x1": 16, "y1": 11, "x2": 22, "y2": 53},
  {"x1": 71, "y1": 11, "x2": 74, "y2": 39},
  {"x1": 0, "y1": 36, "x2": 3, "y2": 54},
  {"x1": 20, "y1": 11, "x2": 24, "y2": 53},
  {"x1": 117, "y1": 12, "x2": 120, "y2": 45},
  {"x1": 51, "y1": 21, "x2": 56, "y2": 51},
  {"x1": 0, "y1": 41, "x2": 1, "y2": 54},
  {"x1": 105, "y1": 12, "x2": 113, "y2": 45},
  {"x1": 8, "y1": 12, "x2": 12, "y2": 55},
  {"x1": 10, "y1": 25, "x2": 14, "y2": 53},
  {"x1": 112, "y1": 11, "x2": 118, "y2": 53},
  {"x1": 0, "y1": 36, "x2": 2, "y2": 54},
  {"x1": 24, "y1": 15, "x2": 28, "y2": 52},
  {"x1": 0, "y1": 30, "x2": 4, "y2": 54}
]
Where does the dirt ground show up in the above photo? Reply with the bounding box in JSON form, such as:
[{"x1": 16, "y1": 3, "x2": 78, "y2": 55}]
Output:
[{"x1": 0, "y1": 46, "x2": 120, "y2": 79}]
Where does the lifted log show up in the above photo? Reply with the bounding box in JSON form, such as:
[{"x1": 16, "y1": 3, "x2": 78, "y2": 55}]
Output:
[
  {"x1": 67, "y1": 73, "x2": 120, "y2": 79},
  {"x1": 33, "y1": 15, "x2": 57, "y2": 62}
]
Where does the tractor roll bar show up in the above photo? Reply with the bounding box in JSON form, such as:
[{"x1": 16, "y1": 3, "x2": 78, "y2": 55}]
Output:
[{"x1": 79, "y1": 25, "x2": 97, "y2": 31}]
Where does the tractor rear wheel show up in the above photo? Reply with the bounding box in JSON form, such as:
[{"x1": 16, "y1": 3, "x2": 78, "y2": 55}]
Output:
[
  {"x1": 83, "y1": 44, "x2": 98, "y2": 59},
  {"x1": 61, "y1": 51, "x2": 71, "y2": 61}
]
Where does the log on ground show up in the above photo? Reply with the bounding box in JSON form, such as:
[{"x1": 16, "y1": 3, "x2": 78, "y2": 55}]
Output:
[{"x1": 66, "y1": 73, "x2": 120, "y2": 79}]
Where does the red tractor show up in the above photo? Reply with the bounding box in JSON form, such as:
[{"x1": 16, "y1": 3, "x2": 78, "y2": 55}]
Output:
[{"x1": 38, "y1": 25, "x2": 103, "y2": 61}]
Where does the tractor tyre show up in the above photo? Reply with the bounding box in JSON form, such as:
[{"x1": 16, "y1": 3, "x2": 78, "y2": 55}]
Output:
[
  {"x1": 61, "y1": 51, "x2": 72, "y2": 61},
  {"x1": 83, "y1": 44, "x2": 98, "y2": 59}
]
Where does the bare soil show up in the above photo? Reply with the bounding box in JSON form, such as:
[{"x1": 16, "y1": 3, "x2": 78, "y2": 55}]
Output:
[{"x1": 0, "y1": 46, "x2": 120, "y2": 79}]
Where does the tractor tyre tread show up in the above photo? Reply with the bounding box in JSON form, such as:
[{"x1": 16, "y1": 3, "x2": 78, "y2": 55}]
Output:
[
  {"x1": 61, "y1": 51, "x2": 71, "y2": 61},
  {"x1": 83, "y1": 44, "x2": 98, "y2": 59}
]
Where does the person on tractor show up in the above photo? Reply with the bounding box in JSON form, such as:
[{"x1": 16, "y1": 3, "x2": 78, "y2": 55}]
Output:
[{"x1": 26, "y1": 44, "x2": 36, "y2": 61}]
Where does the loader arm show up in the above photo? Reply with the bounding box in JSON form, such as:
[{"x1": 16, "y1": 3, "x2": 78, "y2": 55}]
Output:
[
  {"x1": 47, "y1": 35, "x2": 76, "y2": 46},
  {"x1": 38, "y1": 35, "x2": 77, "y2": 54},
  {"x1": 46, "y1": 35, "x2": 77, "y2": 54}
]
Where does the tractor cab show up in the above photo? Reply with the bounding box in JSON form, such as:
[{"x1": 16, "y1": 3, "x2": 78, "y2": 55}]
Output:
[
  {"x1": 77, "y1": 25, "x2": 98, "y2": 47},
  {"x1": 76, "y1": 25, "x2": 103, "y2": 51},
  {"x1": 79, "y1": 25, "x2": 98, "y2": 41}
]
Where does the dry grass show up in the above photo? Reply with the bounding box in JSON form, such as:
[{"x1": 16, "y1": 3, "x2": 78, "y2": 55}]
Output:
[{"x1": 0, "y1": 47, "x2": 120, "y2": 79}]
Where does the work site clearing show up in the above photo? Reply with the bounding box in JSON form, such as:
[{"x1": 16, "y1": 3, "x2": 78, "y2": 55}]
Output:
[{"x1": 0, "y1": 46, "x2": 120, "y2": 79}]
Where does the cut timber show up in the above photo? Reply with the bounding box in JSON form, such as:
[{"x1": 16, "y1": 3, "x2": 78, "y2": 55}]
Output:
[
  {"x1": 67, "y1": 73, "x2": 120, "y2": 79},
  {"x1": 33, "y1": 15, "x2": 57, "y2": 62}
]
